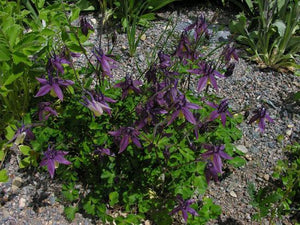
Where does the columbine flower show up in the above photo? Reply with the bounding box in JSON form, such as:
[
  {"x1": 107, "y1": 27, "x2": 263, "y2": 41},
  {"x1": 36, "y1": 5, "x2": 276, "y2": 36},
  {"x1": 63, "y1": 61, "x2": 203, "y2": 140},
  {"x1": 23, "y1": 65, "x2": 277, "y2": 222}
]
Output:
[
  {"x1": 158, "y1": 51, "x2": 172, "y2": 69},
  {"x1": 201, "y1": 144, "x2": 232, "y2": 173},
  {"x1": 80, "y1": 16, "x2": 94, "y2": 36},
  {"x1": 9, "y1": 125, "x2": 35, "y2": 145},
  {"x1": 145, "y1": 64, "x2": 158, "y2": 84},
  {"x1": 82, "y1": 91, "x2": 115, "y2": 117},
  {"x1": 38, "y1": 102, "x2": 58, "y2": 121},
  {"x1": 184, "y1": 15, "x2": 210, "y2": 41},
  {"x1": 188, "y1": 62, "x2": 224, "y2": 92},
  {"x1": 174, "y1": 32, "x2": 196, "y2": 64},
  {"x1": 109, "y1": 127, "x2": 141, "y2": 153},
  {"x1": 205, "y1": 160, "x2": 219, "y2": 184},
  {"x1": 135, "y1": 100, "x2": 167, "y2": 129},
  {"x1": 35, "y1": 75, "x2": 74, "y2": 101},
  {"x1": 206, "y1": 99, "x2": 232, "y2": 127},
  {"x1": 169, "y1": 195, "x2": 199, "y2": 222},
  {"x1": 94, "y1": 147, "x2": 115, "y2": 158},
  {"x1": 40, "y1": 145, "x2": 71, "y2": 179},
  {"x1": 46, "y1": 54, "x2": 71, "y2": 75},
  {"x1": 114, "y1": 75, "x2": 142, "y2": 99},
  {"x1": 93, "y1": 48, "x2": 117, "y2": 78},
  {"x1": 168, "y1": 94, "x2": 200, "y2": 125},
  {"x1": 248, "y1": 107, "x2": 274, "y2": 132},
  {"x1": 222, "y1": 44, "x2": 239, "y2": 65}
]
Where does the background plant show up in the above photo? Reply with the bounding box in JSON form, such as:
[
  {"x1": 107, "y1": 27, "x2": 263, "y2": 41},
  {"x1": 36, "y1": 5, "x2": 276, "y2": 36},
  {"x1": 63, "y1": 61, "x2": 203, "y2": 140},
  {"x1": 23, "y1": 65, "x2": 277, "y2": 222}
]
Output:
[
  {"x1": 248, "y1": 142, "x2": 300, "y2": 224},
  {"x1": 230, "y1": 0, "x2": 300, "y2": 73}
]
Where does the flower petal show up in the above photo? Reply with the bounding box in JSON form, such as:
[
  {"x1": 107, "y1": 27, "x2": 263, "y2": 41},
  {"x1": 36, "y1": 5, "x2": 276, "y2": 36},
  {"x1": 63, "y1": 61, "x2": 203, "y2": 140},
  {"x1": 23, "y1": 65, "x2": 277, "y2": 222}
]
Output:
[
  {"x1": 52, "y1": 83, "x2": 64, "y2": 101},
  {"x1": 119, "y1": 135, "x2": 129, "y2": 153},
  {"x1": 35, "y1": 84, "x2": 52, "y2": 97},
  {"x1": 47, "y1": 159, "x2": 55, "y2": 179}
]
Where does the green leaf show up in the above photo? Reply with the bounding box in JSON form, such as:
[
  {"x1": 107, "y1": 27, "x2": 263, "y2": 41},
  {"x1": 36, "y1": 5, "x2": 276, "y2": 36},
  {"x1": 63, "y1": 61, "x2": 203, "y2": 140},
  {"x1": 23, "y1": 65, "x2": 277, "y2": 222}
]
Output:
[
  {"x1": 0, "y1": 148, "x2": 5, "y2": 161},
  {"x1": 5, "y1": 125, "x2": 15, "y2": 141},
  {"x1": 12, "y1": 52, "x2": 32, "y2": 65},
  {"x1": 0, "y1": 169, "x2": 9, "y2": 182},
  {"x1": 19, "y1": 156, "x2": 31, "y2": 168},
  {"x1": 228, "y1": 157, "x2": 247, "y2": 167},
  {"x1": 70, "y1": 6, "x2": 81, "y2": 22},
  {"x1": 109, "y1": 191, "x2": 119, "y2": 206},
  {"x1": 193, "y1": 176, "x2": 208, "y2": 194},
  {"x1": 5, "y1": 24, "x2": 22, "y2": 47},
  {"x1": 293, "y1": 91, "x2": 300, "y2": 101},
  {"x1": 3, "y1": 72, "x2": 23, "y2": 86},
  {"x1": 273, "y1": 20, "x2": 286, "y2": 37},
  {"x1": 179, "y1": 147, "x2": 195, "y2": 161},
  {"x1": 0, "y1": 32, "x2": 10, "y2": 61},
  {"x1": 64, "y1": 206, "x2": 78, "y2": 221},
  {"x1": 36, "y1": 0, "x2": 45, "y2": 9},
  {"x1": 19, "y1": 145, "x2": 31, "y2": 155}
]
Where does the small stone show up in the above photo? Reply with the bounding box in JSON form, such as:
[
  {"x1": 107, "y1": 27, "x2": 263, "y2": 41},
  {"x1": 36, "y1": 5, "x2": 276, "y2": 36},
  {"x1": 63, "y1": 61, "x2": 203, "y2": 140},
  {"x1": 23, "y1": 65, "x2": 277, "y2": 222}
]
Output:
[
  {"x1": 140, "y1": 34, "x2": 146, "y2": 41},
  {"x1": 19, "y1": 197, "x2": 26, "y2": 208},
  {"x1": 144, "y1": 220, "x2": 151, "y2": 225},
  {"x1": 286, "y1": 129, "x2": 292, "y2": 136},
  {"x1": 235, "y1": 145, "x2": 248, "y2": 153},
  {"x1": 12, "y1": 176, "x2": 22, "y2": 192},
  {"x1": 138, "y1": 55, "x2": 145, "y2": 62},
  {"x1": 245, "y1": 154, "x2": 252, "y2": 161},
  {"x1": 263, "y1": 174, "x2": 270, "y2": 181},
  {"x1": 90, "y1": 18, "x2": 97, "y2": 25},
  {"x1": 121, "y1": 45, "x2": 127, "y2": 50},
  {"x1": 229, "y1": 191, "x2": 237, "y2": 198}
]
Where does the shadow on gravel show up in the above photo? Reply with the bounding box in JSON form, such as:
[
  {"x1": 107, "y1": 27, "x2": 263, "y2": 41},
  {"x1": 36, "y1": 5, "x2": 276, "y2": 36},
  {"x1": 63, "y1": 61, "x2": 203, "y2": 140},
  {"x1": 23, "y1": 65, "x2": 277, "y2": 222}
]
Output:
[
  {"x1": 217, "y1": 217, "x2": 244, "y2": 225},
  {"x1": 28, "y1": 182, "x2": 50, "y2": 213}
]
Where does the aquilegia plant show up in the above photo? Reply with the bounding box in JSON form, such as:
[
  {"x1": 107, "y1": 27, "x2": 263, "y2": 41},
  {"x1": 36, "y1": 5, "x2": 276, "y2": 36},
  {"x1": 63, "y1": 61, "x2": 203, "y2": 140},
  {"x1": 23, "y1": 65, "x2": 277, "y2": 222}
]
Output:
[{"x1": 1, "y1": 7, "x2": 275, "y2": 224}]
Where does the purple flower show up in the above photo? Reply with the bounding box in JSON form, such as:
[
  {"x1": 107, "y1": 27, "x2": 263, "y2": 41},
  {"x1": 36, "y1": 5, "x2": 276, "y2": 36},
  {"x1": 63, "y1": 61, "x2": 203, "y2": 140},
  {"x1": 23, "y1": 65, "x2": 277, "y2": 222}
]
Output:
[
  {"x1": 94, "y1": 147, "x2": 115, "y2": 158},
  {"x1": 174, "y1": 32, "x2": 196, "y2": 64},
  {"x1": 145, "y1": 64, "x2": 158, "y2": 84},
  {"x1": 188, "y1": 62, "x2": 224, "y2": 92},
  {"x1": 93, "y1": 48, "x2": 117, "y2": 78},
  {"x1": 206, "y1": 99, "x2": 232, "y2": 127},
  {"x1": 168, "y1": 94, "x2": 200, "y2": 125},
  {"x1": 35, "y1": 75, "x2": 74, "y2": 101},
  {"x1": 248, "y1": 107, "x2": 274, "y2": 132},
  {"x1": 9, "y1": 125, "x2": 35, "y2": 145},
  {"x1": 135, "y1": 100, "x2": 167, "y2": 129},
  {"x1": 158, "y1": 51, "x2": 172, "y2": 69},
  {"x1": 205, "y1": 160, "x2": 219, "y2": 184},
  {"x1": 80, "y1": 16, "x2": 94, "y2": 36},
  {"x1": 222, "y1": 44, "x2": 239, "y2": 65},
  {"x1": 201, "y1": 144, "x2": 232, "y2": 173},
  {"x1": 114, "y1": 75, "x2": 142, "y2": 99},
  {"x1": 46, "y1": 54, "x2": 71, "y2": 75},
  {"x1": 82, "y1": 91, "x2": 116, "y2": 116},
  {"x1": 169, "y1": 195, "x2": 199, "y2": 222},
  {"x1": 38, "y1": 102, "x2": 58, "y2": 121},
  {"x1": 40, "y1": 145, "x2": 71, "y2": 179},
  {"x1": 184, "y1": 16, "x2": 210, "y2": 41},
  {"x1": 109, "y1": 127, "x2": 141, "y2": 153}
]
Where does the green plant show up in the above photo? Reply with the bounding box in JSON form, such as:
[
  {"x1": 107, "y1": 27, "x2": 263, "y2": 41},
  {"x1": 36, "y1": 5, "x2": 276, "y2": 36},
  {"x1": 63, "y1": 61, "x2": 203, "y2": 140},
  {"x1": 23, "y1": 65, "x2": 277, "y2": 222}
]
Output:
[
  {"x1": 104, "y1": 0, "x2": 178, "y2": 56},
  {"x1": 1, "y1": 2, "x2": 253, "y2": 224},
  {"x1": 230, "y1": 0, "x2": 300, "y2": 72},
  {"x1": 248, "y1": 143, "x2": 300, "y2": 224}
]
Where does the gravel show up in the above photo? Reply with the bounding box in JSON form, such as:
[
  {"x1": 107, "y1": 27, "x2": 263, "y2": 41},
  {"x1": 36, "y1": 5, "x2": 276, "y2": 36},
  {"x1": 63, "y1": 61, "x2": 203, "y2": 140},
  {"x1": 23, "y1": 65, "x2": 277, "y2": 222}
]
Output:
[{"x1": 1, "y1": 2, "x2": 299, "y2": 225}]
